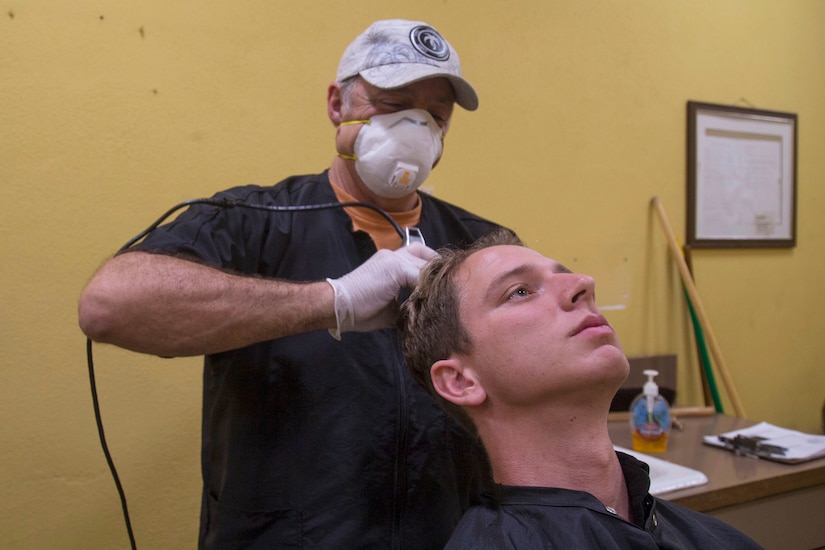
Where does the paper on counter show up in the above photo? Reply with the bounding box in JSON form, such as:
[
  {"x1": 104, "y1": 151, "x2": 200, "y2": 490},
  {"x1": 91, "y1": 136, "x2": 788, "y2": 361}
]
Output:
[
  {"x1": 614, "y1": 445, "x2": 708, "y2": 495},
  {"x1": 703, "y1": 421, "x2": 825, "y2": 464}
]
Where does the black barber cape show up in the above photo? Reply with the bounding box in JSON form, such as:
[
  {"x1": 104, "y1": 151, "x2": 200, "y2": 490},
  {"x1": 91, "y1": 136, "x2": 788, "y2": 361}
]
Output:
[{"x1": 444, "y1": 452, "x2": 763, "y2": 549}]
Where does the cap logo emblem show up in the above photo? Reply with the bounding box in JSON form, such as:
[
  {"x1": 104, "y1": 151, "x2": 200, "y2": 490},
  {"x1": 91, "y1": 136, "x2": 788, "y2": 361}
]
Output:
[{"x1": 409, "y1": 26, "x2": 450, "y2": 62}]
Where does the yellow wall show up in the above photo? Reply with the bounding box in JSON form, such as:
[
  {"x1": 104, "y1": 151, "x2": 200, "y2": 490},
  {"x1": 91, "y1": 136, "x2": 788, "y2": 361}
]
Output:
[{"x1": 2, "y1": 1, "x2": 824, "y2": 548}]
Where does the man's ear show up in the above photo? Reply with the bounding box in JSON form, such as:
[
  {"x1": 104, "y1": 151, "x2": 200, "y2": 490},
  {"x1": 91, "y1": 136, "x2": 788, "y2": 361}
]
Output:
[
  {"x1": 327, "y1": 82, "x2": 344, "y2": 126},
  {"x1": 431, "y1": 358, "x2": 486, "y2": 407}
]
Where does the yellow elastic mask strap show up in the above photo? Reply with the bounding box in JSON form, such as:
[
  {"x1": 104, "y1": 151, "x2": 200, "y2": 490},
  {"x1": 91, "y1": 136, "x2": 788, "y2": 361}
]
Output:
[
  {"x1": 339, "y1": 119, "x2": 370, "y2": 127},
  {"x1": 337, "y1": 119, "x2": 370, "y2": 161}
]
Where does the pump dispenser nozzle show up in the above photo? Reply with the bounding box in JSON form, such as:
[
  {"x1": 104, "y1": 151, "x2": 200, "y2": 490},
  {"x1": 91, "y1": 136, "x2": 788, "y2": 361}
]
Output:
[{"x1": 643, "y1": 369, "x2": 659, "y2": 417}]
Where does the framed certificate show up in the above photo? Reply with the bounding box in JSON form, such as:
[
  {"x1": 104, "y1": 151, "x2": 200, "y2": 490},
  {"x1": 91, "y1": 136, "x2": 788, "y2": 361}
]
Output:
[{"x1": 687, "y1": 101, "x2": 797, "y2": 248}]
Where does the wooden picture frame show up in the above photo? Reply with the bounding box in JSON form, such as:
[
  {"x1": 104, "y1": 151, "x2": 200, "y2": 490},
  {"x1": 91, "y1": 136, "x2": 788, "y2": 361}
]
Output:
[{"x1": 687, "y1": 101, "x2": 797, "y2": 248}]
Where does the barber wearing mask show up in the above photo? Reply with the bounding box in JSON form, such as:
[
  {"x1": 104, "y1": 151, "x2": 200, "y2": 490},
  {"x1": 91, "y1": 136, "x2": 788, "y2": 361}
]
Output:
[{"x1": 79, "y1": 19, "x2": 507, "y2": 550}]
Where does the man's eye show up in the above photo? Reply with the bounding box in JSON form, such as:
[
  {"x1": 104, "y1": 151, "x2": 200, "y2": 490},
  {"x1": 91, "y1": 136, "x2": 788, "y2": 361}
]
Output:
[
  {"x1": 382, "y1": 100, "x2": 407, "y2": 110},
  {"x1": 508, "y1": 287, "x2": 531, "y2": 300}
]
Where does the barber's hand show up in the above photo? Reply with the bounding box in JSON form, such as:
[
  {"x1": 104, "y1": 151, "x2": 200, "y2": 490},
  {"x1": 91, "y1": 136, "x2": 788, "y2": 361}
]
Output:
[{"x1": 326, "y1": 243, "x2": 438, "y2": 339}]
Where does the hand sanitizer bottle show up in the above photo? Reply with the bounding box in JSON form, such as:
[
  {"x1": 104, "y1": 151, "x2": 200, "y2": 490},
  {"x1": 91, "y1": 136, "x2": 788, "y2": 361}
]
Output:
[{"x1": 630, "y1": 369, "x2": 671, "y2": 453}]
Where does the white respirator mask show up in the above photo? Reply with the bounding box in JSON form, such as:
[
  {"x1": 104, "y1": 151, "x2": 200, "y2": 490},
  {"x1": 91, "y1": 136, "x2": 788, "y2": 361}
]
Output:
[{"x1": 338, "y1": 109, "x2": 444, "y2": 199}]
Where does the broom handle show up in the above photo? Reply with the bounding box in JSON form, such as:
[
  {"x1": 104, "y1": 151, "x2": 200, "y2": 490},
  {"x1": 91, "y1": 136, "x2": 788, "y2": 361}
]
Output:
[{"x1": 651, "y1": 197, "x2": 747, "y2": 418}]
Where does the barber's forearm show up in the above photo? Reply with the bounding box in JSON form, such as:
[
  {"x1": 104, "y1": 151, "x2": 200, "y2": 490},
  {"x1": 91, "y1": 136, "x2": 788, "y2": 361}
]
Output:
[{"x1": 77, "y1": 251, "x2": 337, "y2": 357}]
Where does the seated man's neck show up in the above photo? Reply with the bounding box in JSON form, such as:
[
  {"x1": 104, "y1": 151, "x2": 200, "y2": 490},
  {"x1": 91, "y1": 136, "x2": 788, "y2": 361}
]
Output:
[{"x1": 477, "y1": 405, "x2": 631, "y2": 520}]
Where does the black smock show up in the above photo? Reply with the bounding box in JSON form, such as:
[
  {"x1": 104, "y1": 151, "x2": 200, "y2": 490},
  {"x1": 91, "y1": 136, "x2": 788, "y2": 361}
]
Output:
[
  {"x1": 133, "y1": 172, "x2": 500, "y2": 549},
  {"x1": 444, "y1": 452, "x2": 763, "y2": 549}
]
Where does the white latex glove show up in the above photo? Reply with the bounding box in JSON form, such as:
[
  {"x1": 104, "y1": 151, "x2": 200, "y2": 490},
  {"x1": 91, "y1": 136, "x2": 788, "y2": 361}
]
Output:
[{"x1": 326, "y1": 243, "x2": 439, "y2": 340}]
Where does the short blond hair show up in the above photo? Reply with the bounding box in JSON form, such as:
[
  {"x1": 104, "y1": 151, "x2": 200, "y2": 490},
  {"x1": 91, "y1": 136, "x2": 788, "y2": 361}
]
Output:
[{"x1": 398, "y1": 228, "x2": 522, "y2": 433}]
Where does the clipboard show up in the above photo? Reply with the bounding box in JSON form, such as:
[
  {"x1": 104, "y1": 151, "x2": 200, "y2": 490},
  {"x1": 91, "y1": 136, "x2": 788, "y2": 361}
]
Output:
[{"x1": 703, "y1": 421, "x2": 825, "y2": 464}]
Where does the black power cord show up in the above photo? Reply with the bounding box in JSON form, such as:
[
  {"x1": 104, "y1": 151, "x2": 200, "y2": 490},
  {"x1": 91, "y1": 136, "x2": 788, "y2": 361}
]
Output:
[
  {"x1": 87, "y1": 197, "x2": 405, "y2": 549},
  {"x1": 87, "y1": 336, "x2": 138, "y2": 549},
  {"x1": 117, "y1": 198, "x2": 405, "y2": 252}
]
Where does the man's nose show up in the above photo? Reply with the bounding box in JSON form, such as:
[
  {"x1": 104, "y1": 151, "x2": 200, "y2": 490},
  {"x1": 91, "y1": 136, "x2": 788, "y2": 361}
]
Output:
[{"x1": 562, "y1": 273, "x2": 596, "y2": 309}]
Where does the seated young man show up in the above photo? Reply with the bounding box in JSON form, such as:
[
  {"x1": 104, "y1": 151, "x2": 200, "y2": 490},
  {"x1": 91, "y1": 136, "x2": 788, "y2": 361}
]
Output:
[{"x1": 399, "y1": 228, "x2": 762, "y2": 549}]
